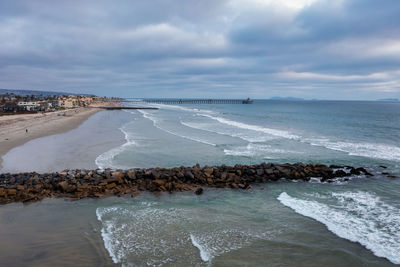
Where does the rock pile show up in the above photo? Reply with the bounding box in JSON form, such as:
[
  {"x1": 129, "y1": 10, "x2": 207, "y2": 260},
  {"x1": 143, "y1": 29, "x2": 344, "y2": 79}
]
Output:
[{"x1": 0, "y1": 163, "x2": 373, "y2": 204}]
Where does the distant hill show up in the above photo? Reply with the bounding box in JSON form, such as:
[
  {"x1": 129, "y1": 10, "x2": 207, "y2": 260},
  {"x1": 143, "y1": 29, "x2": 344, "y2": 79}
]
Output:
[
  {"x1": 0, "y1": 88, "x2": 94, "y2": 97},
  {"x1": 269, "y1": 96, "x2": 305, "y2": 101},
  {"x1": 378, "y1": 98, "x2": 399, "y2": 102}
]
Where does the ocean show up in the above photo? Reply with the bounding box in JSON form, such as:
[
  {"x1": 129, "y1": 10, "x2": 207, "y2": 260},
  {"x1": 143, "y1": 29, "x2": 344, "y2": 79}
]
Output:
[{"x1": 1, "y1": 100, "x2": 400, "y2": 266}]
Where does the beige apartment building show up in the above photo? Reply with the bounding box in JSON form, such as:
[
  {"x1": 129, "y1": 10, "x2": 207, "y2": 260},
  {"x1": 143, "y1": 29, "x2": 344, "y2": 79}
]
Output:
[{"x1": 58, "y1": 99, "x2": 78, "y2": 109}]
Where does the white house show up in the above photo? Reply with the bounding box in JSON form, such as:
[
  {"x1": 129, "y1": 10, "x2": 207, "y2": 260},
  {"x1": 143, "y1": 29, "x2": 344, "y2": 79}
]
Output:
[{"x1": 17, "y1": 101, "x2": 38, "y2": 111}]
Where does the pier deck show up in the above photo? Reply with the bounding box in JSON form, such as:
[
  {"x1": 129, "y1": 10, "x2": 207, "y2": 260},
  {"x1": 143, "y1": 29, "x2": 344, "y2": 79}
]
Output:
[
  {"x1": 122, "y1": 98, "x2": 253, "y2": 104},
  {"x1": 95, "y1": 107, "x2": 159, "y2": 110}
]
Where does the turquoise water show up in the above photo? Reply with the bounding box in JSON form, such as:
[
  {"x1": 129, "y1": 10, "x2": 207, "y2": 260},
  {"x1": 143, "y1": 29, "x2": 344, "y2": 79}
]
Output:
[
  {"x1": 97, "y1": 101, "x2": 400, "y2": 169},
  {"x1": 1, "y1": 100, "x2": 400, "y2": 266}
]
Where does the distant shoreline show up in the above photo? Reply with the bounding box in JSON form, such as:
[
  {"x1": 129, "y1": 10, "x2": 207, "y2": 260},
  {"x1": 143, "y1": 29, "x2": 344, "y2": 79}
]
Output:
[{"x1": 0, "y1": 107, "x2": 101, "y2": 170}]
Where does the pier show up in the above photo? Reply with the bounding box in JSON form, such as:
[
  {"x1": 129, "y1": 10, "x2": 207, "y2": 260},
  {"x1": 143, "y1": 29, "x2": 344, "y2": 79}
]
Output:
[
  {"x1": 122, "y1": 98, "x2": 253, "y2": 104},
  {"x1": 97, "y1": 106, "x2": 158, "y2": 110}
]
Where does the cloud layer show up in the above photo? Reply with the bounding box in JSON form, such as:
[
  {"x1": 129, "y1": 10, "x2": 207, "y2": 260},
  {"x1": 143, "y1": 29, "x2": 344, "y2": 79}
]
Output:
[{"x1": 0, "y1": 0, "x2": 399, "y2": 99}]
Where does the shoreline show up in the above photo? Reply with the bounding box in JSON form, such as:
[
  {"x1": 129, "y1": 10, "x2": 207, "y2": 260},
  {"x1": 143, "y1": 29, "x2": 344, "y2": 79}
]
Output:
[{"x1": 0, "y1": 107, "x2": 102, "y2": 169}]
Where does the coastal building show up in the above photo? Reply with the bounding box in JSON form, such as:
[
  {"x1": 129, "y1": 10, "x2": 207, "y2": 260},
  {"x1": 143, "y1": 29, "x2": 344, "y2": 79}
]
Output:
[
  {"x1": 79, "y1": 96, "x2": 94, "y2": 106},
  {"x1": 49, "y1": 100, "x2": 60, "y2": 109},
  {"x1": 92, "y1": 96, "x2": 105, "y2": 102},
  {"x1": 58, "y1": 98, "x2": 79, "y2": 109},
  {"x1": 37, "y1": 101, "x2": 54, "y2": 112},
  {"x1": 17, "y1": 101, "x2": 38, "y2": 111},
  {"x1": 3, "y1": 102, "x2": 25, "y2": 112}
]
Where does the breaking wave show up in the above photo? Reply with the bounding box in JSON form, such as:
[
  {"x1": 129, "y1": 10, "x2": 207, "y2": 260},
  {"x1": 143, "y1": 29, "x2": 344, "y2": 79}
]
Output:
[
  {"x1": 223, "y1": 143, "x2": 302, "y2": 158},
  {"x1": 307, "y1": 139, "x2": 400, "y2": 162},
  {"x1": 139, "y1": 110, "x2": 216, "y2": 146},
  {"x1": 278, "y1": 191, "x2": 400, "y2": 264},
  {"x1": 199, "y1": 114, "x2": 300, "y2": 140},
  {"x1": 181, "y1": 121, "x2": 275, "y2": 142},
  {"x1": 95, "y1": 126, "x2": 136, "y2": 169}
]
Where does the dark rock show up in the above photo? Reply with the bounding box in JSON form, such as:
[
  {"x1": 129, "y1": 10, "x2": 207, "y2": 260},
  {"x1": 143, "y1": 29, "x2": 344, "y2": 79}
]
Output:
[
  {"x1": 111, "y1": 172, "x2": 125, "y2": 179},
  {"x1": 58, "y1": 181, "x2": 69, "y2": 191},
  {"x1": 194, "y1": 187, "x2": 203, "y2": 195},
  {"x1": 184, "y1": 171, "x2": 195, "y2": 180},
  {"x1": 151, "y1": 170, "x2": 160, "y2": 180},
  {"x1": 153, "y1": 179, "x2": 166, "y2": 186},
  {"x1": 7, "y1": 189, "x2": 17, "y2": 195},
  {"x1": 106, "y1": 183, "x2": 116, "y2": 189},
  {"x1": 264, "y1": 169, "x2": 274, "y2": 176},
  {"x1": 330, "y1": 165, "x2": 344, "y2": 169},
  {"x1": 334, "y1": 170, "x2": 348, "y2": 177},
  {"x1": 128, "y1": 171, "x2": 136, "y2": 180},
  {"x1": 220, "y1": 172, "x2": 228, "y2": 180},
  {"x1": 350, "y1": 168, "x2": 361, "y2": 175}
]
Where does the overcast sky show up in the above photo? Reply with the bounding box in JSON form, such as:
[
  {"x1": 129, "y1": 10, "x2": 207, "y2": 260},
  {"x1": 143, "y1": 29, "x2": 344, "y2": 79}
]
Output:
[{"x1": 1, "y1": 0, "x2": 399, "y2": 99}]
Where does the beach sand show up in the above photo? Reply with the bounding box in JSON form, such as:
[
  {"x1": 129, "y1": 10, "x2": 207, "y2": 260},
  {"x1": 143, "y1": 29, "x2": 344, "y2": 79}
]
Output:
[{"x1": 0, "y1": 108, "x2": 101, "y2": 169}]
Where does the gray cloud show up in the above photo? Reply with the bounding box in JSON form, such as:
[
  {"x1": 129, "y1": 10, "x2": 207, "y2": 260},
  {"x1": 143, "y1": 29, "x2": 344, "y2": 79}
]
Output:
[{"x1": 0, "y1": 0, "x2": 399, "y2": 99}]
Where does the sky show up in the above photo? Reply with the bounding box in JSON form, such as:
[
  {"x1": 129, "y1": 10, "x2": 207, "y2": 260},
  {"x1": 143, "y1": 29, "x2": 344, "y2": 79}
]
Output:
[{"x1": 0, "y1": 0, "x2": 399, "y2": 100}]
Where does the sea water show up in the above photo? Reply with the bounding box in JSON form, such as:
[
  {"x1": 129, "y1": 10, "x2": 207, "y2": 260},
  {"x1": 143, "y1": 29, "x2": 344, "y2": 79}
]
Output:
[{"x1": 1, "y1": 100, "x2": 400, "y2": 266}]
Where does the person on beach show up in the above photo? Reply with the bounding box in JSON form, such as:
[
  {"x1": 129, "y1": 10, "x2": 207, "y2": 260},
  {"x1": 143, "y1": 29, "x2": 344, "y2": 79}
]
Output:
[{"x1": 26, "y1": 129, "x2": 28, "y2": 133}]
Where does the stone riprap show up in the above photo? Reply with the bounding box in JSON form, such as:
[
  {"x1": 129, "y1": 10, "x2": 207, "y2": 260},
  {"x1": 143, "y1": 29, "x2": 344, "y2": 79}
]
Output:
[{"x1": 0, "y1": 163, "x2": 374, "y2": 204}]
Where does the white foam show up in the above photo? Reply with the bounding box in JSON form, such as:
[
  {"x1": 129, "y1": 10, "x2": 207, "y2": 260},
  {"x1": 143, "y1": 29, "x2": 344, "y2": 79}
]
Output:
[
  {"x1": 181, "y1": 121, "x2": 274, "y2": 142},
  {"x1": 139, "y1": 110, "x2": 216, "y2": 146},
  {"x1": 96, "y1": 204, "x2": 275, "y2": 265},
  {"x1": 199, "y1": 114, "x2": 300, "y2": 140},
  {"x1": 224, "y1": 143, "x2": 302, "y2": 158},
  {"x1": 147, "y1": 102, "x2": 216, "y2": 115},
  {"x1": 307, "y1": 138, "x2": 400, "y2": 162},
  {"x1": 309, "y1": 177, "x2": 322, "y2": 183},
  {"x1": 278, "y1": 191, "x2": 400, "y2": 264},
  {"x1": 96, "y1": 206, "x2": 188, "y2": 265},
  {"x1": 190, "y1": 234, "x2": 211, "y2": 262},
  {"x1": 95, "y1": 126, "x2": 136, "y2": 169},
  {"x1": 96, "y1": 207, "x2": 124, "y2": 263}
]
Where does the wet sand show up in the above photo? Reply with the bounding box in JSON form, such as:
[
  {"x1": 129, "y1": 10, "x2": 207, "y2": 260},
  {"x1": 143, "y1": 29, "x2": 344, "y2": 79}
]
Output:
[
  {"x1": 0, "y1": 198, "x2": 115, "y2": 266},
  {"x1": 0, "y1": 108, "x2": 101, "y2": 169}
]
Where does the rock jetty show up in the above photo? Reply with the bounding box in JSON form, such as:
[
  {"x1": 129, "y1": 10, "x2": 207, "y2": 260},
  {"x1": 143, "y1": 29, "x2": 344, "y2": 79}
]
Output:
[{"x1": 0, "y1": 163, "x2": 373, "y2": 204}]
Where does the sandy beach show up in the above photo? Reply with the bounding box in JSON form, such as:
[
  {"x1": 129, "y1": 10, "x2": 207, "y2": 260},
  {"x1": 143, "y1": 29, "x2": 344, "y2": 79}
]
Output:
[{"x1": 0, "y1": 108, "x2": 101, "y2": 169}]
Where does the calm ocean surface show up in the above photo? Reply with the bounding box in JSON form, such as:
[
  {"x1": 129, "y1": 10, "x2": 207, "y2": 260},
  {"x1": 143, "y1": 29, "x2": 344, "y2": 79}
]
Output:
[{"x1": 1, "y1": 100, "x2": 400, "y2": 266}]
